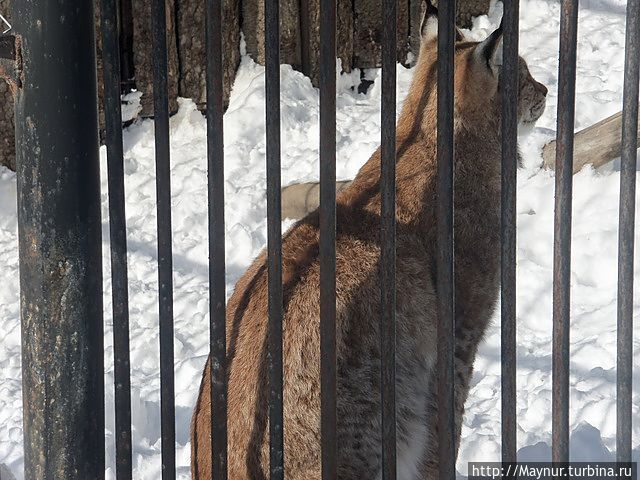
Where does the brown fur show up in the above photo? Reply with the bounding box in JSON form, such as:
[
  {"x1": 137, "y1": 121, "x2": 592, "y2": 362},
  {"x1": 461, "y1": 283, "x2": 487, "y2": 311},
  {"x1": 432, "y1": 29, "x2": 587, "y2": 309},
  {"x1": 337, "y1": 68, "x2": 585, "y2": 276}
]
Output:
[{"x1": 191, "y1": 13, "x2": 547, "y2": 480}]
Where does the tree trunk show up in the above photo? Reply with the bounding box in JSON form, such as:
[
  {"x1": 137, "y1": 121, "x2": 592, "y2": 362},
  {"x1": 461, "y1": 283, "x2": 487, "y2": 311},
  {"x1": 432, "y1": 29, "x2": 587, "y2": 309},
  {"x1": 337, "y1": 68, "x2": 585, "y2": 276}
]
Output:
[
  {"x1": 353, "y1": 0, "x2": 410, "y2": 69},
  {"x1": 243, "y1": 0, "x2": 301, "y2": 69},
  {"x1": 299, "y1": 0, "x2": 353, "y2": 85},
  {"x1": 176, "y1": 0, "x2": 241, "y2": 110},
  {"x1": 0, "y1": 0, "x2": 15, "y2": 171},
  {"x1": 0, "y1": 0, "x2": 493, "y2": 174},
  {"x1": 133, "y1": 0, "x2": 180, "y2": 117}
]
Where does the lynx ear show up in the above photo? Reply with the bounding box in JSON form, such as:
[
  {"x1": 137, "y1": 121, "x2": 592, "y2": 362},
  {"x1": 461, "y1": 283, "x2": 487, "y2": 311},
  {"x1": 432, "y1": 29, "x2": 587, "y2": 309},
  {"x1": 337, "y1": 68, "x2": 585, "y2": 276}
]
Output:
[
  {"x1": 420, "y1": 0, "x2": 466, "y2": 44},
  {"x1": 474, "y1": 19, "x2": 504, "y2": 74},
  {"x1": 420, "y1": 0, "x2": 439, "y2": 42}
]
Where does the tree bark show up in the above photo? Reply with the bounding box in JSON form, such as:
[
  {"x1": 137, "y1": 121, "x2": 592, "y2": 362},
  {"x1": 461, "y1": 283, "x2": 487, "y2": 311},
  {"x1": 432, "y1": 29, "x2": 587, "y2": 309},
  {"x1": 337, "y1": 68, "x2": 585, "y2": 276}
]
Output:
[
  {"x1": 299, "y1": 0, "x2": 353, "y2": 85},
  {"x1": 243, "y1": 0, "x2": 301, "y2": 69},
  {"x1": 0, "y1": 0, "x2": 493, "y2": 173},
  {"x1": 133, "y1": 0, "x2": 180, "y2": 117},
  {"x1": 176, "y1": 0, "x2": 241, "y2": 110},
  {"x1": 0, "y1": 0, "x2": 15, "y2": 171},
  {"x1": 353, "y1": 0, "x2": 410, "y2": 69}
]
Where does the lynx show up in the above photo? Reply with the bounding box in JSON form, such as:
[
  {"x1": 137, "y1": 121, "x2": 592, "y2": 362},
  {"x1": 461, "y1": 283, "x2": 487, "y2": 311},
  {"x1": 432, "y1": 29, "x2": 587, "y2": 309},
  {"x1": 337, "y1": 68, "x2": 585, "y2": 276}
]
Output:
[{"x1": 191, "y1": 2, "x2": 547, "y2": 478}]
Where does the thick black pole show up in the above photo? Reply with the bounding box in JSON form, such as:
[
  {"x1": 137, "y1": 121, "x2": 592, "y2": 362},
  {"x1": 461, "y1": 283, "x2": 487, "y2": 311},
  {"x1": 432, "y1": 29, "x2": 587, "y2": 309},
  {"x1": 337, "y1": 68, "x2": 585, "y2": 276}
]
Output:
[{"x1": 13, "y1": 1, "x2": 104, "y2": 479}]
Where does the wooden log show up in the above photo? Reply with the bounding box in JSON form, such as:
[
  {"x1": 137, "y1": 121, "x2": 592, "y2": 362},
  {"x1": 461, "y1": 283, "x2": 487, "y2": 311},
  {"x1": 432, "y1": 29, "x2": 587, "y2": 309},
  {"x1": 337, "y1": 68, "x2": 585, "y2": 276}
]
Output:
[
  {"x1": 0, "y1": 76, "x2": 14, "y2": 170},
  {"x1": 133, "y1": 0, "x2": 180, "y2": 117},
  {"x1": 300, "y1": 0, "x2": 353, "y2": 85},
  {"x1": 281, "y1": 180, "x2": 352, "y2": 220},
  {"x1": 337, "y1": 0, "x2": 355, "y2": 74},
  {"x1": 0, "y1": 0, "x2": 15, "y2": 171},
  {"x1": 542, "y1": 109, "x2": 640, "y2": 173},
  {"x1": 176, "y1": 0, "x2": 240, "y2": 110},
  {"x1": 353, "y1": 0, "x2": 410, "y2": 69},
  {"x1": 243, "y1": 0, "x2": 301, "y2": 69}
]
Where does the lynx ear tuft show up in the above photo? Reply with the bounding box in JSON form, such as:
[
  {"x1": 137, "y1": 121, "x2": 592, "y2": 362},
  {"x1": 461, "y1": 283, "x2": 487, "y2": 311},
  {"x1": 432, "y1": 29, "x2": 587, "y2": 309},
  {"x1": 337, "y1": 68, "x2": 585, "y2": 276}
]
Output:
[
  {"x1": 474, "y1": 18, "x2": 504, "y2": 74},
  {"x1": 420, "y1": 1, "x2": 466, "y2": 44},
  {"x1": 420, "y1": 0, "x2": 439, "y2": 42}
]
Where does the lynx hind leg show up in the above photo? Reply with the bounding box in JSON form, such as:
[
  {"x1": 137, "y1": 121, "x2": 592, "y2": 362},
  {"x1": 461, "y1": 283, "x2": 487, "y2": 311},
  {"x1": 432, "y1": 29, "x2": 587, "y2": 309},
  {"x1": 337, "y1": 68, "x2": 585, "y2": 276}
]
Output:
[{"x1": 419, "y1": 343, "x2": 477, "y2": 478}]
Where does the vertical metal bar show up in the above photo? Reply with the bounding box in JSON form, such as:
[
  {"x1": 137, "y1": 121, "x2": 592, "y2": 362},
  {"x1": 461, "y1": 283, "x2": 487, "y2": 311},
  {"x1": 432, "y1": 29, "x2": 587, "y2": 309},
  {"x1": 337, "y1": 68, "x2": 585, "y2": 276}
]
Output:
[
  {"x1": 380, "y1": 0, "x2": 397, "y2": 478},
  {"x1": 151, "y1": 0, "x2": 176, "y2": 477},
  {"x1": 319, "y1": 0, "x2": 337, "y2": 479},
  {"x1": 616, "y1": 0, "x2": 640, "y2": 464},
  {"x1": 118, "y1": 0, "x2": 135, "y2": 90},
  {"x1": 501, "y1": 0, "x2": 519, "y2": 465},
  {"x1": 100, "y1": 0, "x2": 133, "y2": 477},
  {"x1": 300, "y1": 0, "x2": 311, "y2": 77},
  {"x1": 14, "y1": 1, "x2": 105, "y2": 478},
  {"x1": 436, "y1": 0, "x2": 456, "y2": 478},
  {"x1": 206, "y1": 0, "x2": 228, "y2": 477},
  {"x1": 552, "y1": 0, "x2": 579, "y2": 464},
  {"x1": 265, "y1": 0, "x2": 285, "y2": 477}
]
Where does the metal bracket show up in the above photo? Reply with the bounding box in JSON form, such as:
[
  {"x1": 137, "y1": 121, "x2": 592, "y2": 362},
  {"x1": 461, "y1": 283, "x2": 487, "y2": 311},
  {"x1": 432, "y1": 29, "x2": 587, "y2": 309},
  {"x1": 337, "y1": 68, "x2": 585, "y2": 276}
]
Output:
[{"x1": 0, "y1": 13, "x2": 10, "y2": 34}]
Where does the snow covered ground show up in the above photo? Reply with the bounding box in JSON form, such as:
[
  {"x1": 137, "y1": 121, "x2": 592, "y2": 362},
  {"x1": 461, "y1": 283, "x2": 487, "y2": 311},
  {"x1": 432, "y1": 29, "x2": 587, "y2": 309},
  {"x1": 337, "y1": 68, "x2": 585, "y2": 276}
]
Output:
[{"x1": 0, "y1": 0, "x2": 638, "y2": 478}]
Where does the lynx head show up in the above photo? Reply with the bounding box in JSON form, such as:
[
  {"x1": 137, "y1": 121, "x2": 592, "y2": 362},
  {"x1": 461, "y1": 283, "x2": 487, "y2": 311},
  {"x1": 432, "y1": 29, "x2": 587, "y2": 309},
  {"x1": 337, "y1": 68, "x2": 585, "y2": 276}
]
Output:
[{"x1": 412, "y1": 0, "x2": 547, "y2": 131}]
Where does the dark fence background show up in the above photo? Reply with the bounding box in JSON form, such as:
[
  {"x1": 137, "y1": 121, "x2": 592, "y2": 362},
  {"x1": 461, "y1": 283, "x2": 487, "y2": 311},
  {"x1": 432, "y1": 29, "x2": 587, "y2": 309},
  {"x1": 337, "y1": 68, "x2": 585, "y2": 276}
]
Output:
[{"x1": 0, "y1": 0, "x2": 490, "y2": 171}]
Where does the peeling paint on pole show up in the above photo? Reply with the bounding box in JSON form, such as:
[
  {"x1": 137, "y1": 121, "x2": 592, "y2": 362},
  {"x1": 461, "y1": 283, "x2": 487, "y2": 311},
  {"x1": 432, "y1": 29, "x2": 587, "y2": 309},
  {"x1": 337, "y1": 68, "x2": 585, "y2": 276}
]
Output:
[{"x1": 13, "y1": 1, "x2": 104, "y2": 479}]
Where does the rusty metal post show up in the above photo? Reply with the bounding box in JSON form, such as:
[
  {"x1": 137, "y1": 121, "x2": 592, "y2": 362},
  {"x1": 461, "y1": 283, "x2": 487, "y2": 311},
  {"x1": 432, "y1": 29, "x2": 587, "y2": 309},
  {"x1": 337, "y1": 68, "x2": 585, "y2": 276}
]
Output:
[{"x1": 13, "y1": 1, "x2": 104, "y2": 479}]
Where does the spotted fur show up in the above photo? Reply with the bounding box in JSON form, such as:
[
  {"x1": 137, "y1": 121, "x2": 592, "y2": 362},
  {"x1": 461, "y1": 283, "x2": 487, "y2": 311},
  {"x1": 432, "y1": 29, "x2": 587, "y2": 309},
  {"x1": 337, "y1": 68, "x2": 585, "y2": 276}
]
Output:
[{"x1": 191, "y1": 3, "x2": 547, "y2": 478}]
